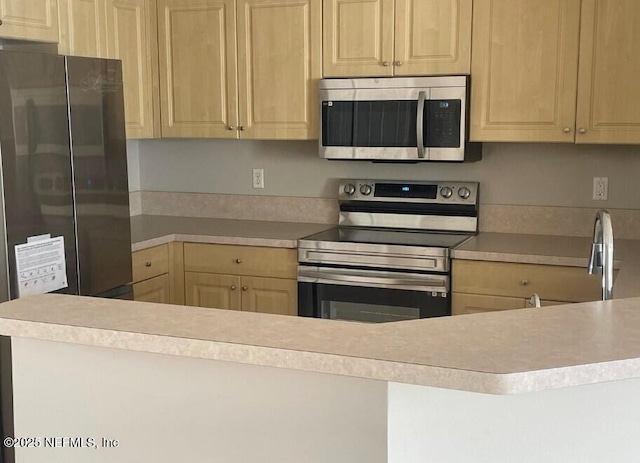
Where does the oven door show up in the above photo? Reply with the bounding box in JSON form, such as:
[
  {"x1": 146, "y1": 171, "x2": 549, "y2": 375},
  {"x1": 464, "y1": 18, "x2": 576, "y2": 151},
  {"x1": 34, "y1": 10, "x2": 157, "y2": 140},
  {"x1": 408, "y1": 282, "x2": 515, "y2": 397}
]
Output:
[{"x1": 298, "y1": 266, "x2": 450, "y2": 323}]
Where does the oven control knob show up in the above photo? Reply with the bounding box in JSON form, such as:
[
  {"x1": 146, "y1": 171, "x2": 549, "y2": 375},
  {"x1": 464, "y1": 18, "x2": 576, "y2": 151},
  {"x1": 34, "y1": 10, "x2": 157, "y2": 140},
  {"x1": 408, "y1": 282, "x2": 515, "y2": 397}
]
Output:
[
  {"x1": 343, "y1": 183, "x2": 356, "y2": 195},
  {"x1": 458, "y1": 187, "x2": 471, "y2": 200},
  {"x1": 360, "y1": 184, "x2": 373, "y2": 196},
  {"x1": 440, "y1": 186, "x2": 453, "y2": 199}
]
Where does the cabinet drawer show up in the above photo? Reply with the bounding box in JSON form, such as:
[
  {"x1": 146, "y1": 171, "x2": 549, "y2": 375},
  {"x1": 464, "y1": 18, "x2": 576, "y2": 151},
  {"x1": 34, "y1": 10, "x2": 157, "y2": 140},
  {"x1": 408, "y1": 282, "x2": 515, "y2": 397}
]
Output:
[
  {"x1": 453, "y1": 293, "x2": 571, "y2": 315},
  {"x1": 452, "y1": 260, "x2": 602, "y2": 302},
  {"x1": 452, "y1": 293, "x2": 527, "y2": 316},
  {"x1": 184, "y1": 244, "x2": 297, "y2": 279},
  {"x1": 132, "y1": 244, "x2": 169, "y2": 283}
]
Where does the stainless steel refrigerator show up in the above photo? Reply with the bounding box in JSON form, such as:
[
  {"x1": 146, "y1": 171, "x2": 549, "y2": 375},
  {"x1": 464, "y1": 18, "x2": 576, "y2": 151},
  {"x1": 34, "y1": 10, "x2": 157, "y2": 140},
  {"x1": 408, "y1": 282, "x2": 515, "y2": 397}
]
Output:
[{"x1": 0, "y1": 49, "x2": 133, "y2": 301}]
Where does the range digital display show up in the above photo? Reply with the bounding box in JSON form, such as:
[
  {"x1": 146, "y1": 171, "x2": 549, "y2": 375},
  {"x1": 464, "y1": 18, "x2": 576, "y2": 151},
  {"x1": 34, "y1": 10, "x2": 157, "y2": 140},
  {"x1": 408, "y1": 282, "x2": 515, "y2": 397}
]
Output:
[{"x1": 374, "y1": 183, "x2": 438, "y2": 199}]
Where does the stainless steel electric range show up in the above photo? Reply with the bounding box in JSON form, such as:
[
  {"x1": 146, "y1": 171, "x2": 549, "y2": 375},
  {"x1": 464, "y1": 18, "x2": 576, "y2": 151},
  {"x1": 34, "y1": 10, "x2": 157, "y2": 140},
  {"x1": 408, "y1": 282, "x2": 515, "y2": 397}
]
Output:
[{"x1": 297, "y1": 179, "x2": 479, "y2": 323}]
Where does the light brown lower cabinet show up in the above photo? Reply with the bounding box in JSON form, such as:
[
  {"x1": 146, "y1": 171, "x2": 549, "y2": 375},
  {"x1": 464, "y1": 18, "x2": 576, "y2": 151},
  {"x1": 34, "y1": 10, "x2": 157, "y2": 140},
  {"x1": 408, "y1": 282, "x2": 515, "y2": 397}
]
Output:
[
  {"x1": 133, "y1": 274, "x2": 170, "y2": 303},
  {"x1": 240, "y1": 276, "x2": 297, "y2": 316},
  {"x1": 131, "y1": 242, "x2": 185, "y2": 305},
  {"x1": 185, "y1": 272, "x2": 297, "y2": 316},
  {"x1": 452, "y1": 259, "x2": 604, "y2": 316},
  {"x1": 452, "y1": 293, "x2": 567, "y2": 316},
  {"x1": 452, "y1": 293, "x2": 527, "y2": 316},
  {"x1": 185, "y1": 272, "x2": 241, "y2": 311}
]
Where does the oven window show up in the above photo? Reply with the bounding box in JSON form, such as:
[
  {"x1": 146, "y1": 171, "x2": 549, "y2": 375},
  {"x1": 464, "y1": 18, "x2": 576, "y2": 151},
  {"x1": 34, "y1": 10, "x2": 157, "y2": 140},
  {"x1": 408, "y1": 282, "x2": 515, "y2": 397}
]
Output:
[
  {"x1": 299, "y1": 283, "x2": 450, "y2": 323},
  {"x1": 322, "y1": 100, "x2": 418, "y2": 147},
  {"x1": 321, "y1": 301, "x2": 420, "y2": 323}
]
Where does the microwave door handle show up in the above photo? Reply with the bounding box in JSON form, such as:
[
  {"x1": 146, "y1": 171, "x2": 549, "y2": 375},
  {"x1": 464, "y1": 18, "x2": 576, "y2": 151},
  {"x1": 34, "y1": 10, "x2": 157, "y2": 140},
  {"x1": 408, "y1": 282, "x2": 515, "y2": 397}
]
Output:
[{"x1": 417, "y1": 91, "x2": 426, "y2": 159}]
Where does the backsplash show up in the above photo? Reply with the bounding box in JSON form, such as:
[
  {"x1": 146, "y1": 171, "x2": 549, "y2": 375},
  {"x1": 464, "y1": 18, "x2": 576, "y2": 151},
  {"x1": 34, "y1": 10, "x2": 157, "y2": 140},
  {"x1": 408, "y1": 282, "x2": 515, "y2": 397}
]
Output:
[
  {"x1": 129, "y1": 191, "x2": 640, "y2": 239},
  {"x1": 126, "y1": 139, "x2": 640, "y2": 237},
  {"x1": 137, "y1": 191, "x2": 336, "y2": 224}
]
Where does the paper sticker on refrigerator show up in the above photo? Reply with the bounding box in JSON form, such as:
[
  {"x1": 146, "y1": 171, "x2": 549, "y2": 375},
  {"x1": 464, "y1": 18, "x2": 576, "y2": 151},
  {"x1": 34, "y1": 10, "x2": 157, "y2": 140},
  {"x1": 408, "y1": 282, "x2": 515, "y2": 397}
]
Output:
[{"x1": 14, "y1": 236, "x2": 68, "y2": 298}]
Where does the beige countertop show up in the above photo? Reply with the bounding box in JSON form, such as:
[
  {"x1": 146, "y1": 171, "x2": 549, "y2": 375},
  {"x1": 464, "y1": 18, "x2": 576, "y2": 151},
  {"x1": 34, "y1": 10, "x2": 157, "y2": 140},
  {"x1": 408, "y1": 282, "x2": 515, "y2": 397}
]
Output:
[
  {"x1": 130, "y1": 220, "x2": 639, "y2": 299},
  {"x1": 2, "y1": 294, "x2": 640, "y2": 395},
  {"x1": 452, "y1": 232, "x2": 613, "y2": 267},
  {"x1": 130, "y1": 215, "x2": 332, "y2": 251}
]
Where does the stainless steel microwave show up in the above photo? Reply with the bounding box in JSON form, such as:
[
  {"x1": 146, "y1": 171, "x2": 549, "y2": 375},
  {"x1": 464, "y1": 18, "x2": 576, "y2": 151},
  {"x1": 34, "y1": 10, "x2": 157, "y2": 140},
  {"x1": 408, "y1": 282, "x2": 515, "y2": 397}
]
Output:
[{"x1": 319, "y1": 76, "x2": 481, "y2": 162}]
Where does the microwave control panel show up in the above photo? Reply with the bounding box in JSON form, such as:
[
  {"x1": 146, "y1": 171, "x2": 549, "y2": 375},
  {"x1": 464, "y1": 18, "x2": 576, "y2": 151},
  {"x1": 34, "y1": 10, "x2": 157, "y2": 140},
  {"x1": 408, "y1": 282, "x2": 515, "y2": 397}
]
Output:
[{"x1": 425, "y1": 100, "x2": 462, "y2": 148}]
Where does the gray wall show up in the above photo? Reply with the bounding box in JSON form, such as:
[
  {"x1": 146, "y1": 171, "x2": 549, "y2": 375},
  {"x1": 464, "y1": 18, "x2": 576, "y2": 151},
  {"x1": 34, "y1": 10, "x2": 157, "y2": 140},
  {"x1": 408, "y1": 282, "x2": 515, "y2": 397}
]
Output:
[
  {"x1": 126, "y1": 140, "x2": 141, "y2": 192},
  {"x1": 136, "y1": 139, "x2": 640, "y2": 209}
]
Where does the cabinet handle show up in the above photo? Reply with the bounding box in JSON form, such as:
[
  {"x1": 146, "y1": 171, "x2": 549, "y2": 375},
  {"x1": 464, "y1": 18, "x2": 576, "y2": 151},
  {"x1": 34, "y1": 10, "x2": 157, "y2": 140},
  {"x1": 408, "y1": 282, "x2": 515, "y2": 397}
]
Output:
[
  {"x1": 528, "y1": 294, "x2": 541, "y2": 308},
  {"x1": 230, "y1": 285, "x2": 237, "y2": 290},
  {"x1": 382, "y1": 61, "x2": 390, "y2": 67},
  {"x1": 228, "y1": 125, "x2": 235, "y2": 130},
  {"x1": 239, "y1": 126, "x2": 246, "y2": 131},
  {"x1": 0, "y1": 19, "x2": 3, "y2": 26},
  {"x1": 579, "y1": 128, "x2": 587, "y2": 134},
  {"x1": 242, "y1": 286, "x2": 248, "y2": 291},
  {"x1": 235, "y1": 258, "x2": 242, "y2": 264},
  {"x1": 520, "y1": 279, "x2": 528, "y2": 286},
  {"x1": 563, "y1": 127, "x2": 571, "y2": 133},
  {"x1": 394, "y1": 60, "x2": 403, "y2": 66},
  {"x1": 144, "y1": 261, "x2": 152, "y2": 267}
]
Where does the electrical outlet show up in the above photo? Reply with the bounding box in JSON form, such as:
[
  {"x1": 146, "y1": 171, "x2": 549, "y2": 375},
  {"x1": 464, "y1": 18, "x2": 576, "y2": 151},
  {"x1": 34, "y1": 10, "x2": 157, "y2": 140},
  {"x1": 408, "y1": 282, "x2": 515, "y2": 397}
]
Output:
[
  {"x1": 593, "y1": 177, "x2": 608, "y2": 201},
  {"x1": 252, "y1": 168, "x2": 264, "y2": 189}
]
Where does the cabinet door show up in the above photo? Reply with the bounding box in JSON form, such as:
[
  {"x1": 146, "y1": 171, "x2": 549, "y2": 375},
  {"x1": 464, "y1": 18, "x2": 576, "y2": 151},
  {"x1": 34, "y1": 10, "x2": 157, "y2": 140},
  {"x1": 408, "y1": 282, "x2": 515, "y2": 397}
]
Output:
[
  {"x1": 134, "y1": 274, "x2": 170, "y2": 303},
  {"x1": 322, "y1": 0, "x2": 394, "y2": 77},
  {"x1": 241, "y1": 276, "x2": 297, "y2": 316},
  {"x1": 157, "y1": 0, "x2": 238, "y2": 138},
  {"x1": 470, "y1": 0, "x2": 581, "y2": 142},
  {"x1": 394, "y1": 0, "x2": 471, "y2": 76},
  {"x1": 237, "y1": 0, "x2": 321, "y2": 139},
  {"x1": 0, "y1": 0, "x2": 59, "y2": 42},
  {"x1": 58, "y1": 0, "x2": 107, "y2": 57},
  {"x1": 452, "y1": 293, "x2": 526, "y2": 316},
  {"x1": 185, "y1": 272, "x2": 241, "y2": 311},
  {"x1": 106, "y1": 0, "x2": 158, "y2": 138},
  {"x1": 575, "y1": 0, "x2": 640, "y2": 144}
]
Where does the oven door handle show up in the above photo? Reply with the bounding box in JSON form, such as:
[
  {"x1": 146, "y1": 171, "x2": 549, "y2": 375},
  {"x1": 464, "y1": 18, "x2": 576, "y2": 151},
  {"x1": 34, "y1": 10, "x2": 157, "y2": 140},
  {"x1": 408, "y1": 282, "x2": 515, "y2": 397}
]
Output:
[
  {"x1": 417, "y1": 90, "x2": 427, "y2": 159},
  {"x1": 298, "y1": 268, "x2": 447, "y2": 293}
]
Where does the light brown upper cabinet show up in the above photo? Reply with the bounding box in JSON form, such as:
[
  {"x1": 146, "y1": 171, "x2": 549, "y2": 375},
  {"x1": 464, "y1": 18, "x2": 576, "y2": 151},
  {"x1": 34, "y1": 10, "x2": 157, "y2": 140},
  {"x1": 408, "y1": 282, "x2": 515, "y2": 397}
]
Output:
[
  {"x1": 158, "y1": 0, "x2": 321, "y2": 140},
  {"x1": 471, "y1": 0, "x2": 640, "y2": 144},
  {"x1": 470, "y1": 0, "x2": 581, "y2": 142},
  {"x1": 58, "y1": 0, "x2": 108, "y2": 57},
  {"x1": 575, "y1": 0, "x2": 640, "y2": 144},
  {"x1": 0, "y1": 0, "x2": 59, "y2": 42},
  {"x1": 157, "y1": 0, "x2": 238, "y2": 139},
  {"x1": 57, "y1": 0, "x2": 158, "y2": 139},
  {"x1": 323, "y1": 0, "x2": 472, "y2": 77},
  {"x1": 105, "y1": 0, "x2": 159, "y2": 139}
]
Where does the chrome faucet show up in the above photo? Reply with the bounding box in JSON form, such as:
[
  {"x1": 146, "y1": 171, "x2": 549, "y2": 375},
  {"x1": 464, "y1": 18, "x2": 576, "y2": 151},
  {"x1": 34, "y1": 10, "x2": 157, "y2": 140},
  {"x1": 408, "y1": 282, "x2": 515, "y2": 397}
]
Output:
[{"x1": 587, "y1": 210, "x2": 614, "y2": 300}]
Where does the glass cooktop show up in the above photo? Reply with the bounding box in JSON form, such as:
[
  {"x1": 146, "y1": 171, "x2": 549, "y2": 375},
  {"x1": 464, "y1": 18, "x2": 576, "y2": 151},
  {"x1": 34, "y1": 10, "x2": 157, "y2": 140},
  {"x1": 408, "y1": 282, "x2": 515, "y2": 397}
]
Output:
[{"x1": 299, "y1": 227, "x2": 474, "y2": 249}]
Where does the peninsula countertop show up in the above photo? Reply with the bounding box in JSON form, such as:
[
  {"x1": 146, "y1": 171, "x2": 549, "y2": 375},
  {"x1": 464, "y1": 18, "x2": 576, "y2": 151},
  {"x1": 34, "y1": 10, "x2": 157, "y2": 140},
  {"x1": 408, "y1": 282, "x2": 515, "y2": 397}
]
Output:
[{"x1": 2, "y1": 294, "x2": 640, "y2": 395}]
